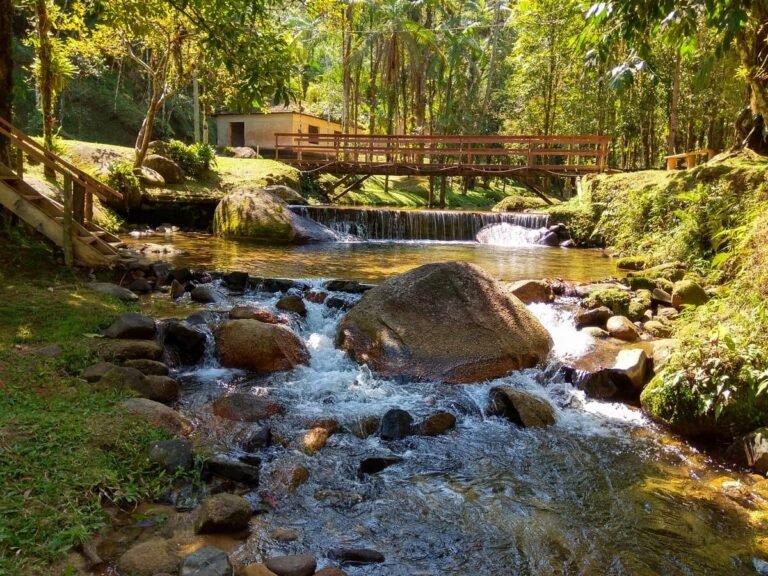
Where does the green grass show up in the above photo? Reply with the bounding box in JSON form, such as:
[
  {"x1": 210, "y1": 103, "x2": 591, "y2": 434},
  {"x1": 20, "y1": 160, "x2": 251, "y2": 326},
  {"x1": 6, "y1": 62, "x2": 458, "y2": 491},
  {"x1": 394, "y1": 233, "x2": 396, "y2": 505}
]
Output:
[{"x1": 0, "y1": 223, "x2": 174, "y2": 575}]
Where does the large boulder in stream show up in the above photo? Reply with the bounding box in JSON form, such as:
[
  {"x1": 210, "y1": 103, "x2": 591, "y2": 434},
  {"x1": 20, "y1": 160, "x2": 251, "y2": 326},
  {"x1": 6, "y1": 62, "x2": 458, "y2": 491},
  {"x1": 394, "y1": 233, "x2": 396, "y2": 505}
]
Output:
[
  {"x1": 214, "y1": 320, "x2": 309, "y2": 373},
  {"x1": 213, "y1": 187, "x2": 337, "y2": 244},
  {"x1": 335, "y1": 262, "x2": 553, "y2": 384}
]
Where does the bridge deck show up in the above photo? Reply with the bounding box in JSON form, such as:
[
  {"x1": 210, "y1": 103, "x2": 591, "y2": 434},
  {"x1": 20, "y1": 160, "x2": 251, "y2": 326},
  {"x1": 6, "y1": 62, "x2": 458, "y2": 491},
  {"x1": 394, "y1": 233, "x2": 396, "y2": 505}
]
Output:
[{"x1": 275, "y1": 133, "x2": 611, "y2": 177}]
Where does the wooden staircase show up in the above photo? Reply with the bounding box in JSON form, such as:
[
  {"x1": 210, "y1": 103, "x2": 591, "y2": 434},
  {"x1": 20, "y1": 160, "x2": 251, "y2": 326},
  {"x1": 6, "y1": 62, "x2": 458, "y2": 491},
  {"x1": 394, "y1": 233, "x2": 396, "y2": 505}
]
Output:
[{"x1": 0, "y1": 117, "x2": 129, "y2": 267}]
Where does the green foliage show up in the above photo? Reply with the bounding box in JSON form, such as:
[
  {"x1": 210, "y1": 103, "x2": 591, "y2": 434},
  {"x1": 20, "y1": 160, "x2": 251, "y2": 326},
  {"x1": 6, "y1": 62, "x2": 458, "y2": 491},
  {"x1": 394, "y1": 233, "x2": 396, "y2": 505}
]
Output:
[
  {"x1": 165, "y1": 139, "x2": 216, "y2": 179},
  {"x1": 545, "y1": 199, "x2": 604, "y2": 246},
  {"x1": 583, "y1": 287, "x2": 631, "y2": 316},
  {"x1": 105, "y1": 160, "x2": 140, "y2": 197},
  {"x1": 493, "y1": 195, "x2": 549, "y2": 212}
]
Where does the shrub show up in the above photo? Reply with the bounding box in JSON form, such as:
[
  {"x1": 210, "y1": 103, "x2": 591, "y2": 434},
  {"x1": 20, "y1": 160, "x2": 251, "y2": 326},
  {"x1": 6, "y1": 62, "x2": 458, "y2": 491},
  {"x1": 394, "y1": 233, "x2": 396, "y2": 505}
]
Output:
[
  {"x1": 165, "y1": 139, "x2": 216, "y2": 179},
  {"x1": 493, "y1": 195, "x2": 549, "y2": 212}
]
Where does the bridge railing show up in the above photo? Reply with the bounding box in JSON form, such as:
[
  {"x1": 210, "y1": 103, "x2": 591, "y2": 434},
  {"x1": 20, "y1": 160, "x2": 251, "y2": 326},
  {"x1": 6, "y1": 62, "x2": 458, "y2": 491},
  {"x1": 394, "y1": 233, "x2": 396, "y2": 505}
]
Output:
[{"x1": 275, "y1": 133, "x2": 611, "y2": 173}]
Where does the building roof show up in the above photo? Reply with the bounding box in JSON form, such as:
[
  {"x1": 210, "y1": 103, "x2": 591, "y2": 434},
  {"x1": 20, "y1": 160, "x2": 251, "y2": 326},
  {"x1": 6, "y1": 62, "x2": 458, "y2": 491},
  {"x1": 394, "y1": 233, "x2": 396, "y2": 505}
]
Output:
[{"x1": 214, "y1": 104, "x2": 341, "y2": 124}]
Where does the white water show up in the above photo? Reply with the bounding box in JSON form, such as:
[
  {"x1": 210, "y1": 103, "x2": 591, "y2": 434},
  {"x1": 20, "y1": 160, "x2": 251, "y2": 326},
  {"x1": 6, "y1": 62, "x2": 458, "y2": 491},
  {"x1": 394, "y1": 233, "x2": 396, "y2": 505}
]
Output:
[{"x1": 476, "y1": 222, "x2": 546, "y2": 247}]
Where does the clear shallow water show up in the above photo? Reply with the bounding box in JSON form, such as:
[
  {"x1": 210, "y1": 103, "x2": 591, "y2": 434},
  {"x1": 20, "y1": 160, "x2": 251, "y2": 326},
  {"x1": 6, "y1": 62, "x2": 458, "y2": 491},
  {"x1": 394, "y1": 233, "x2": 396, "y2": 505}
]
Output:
[
  {"x1": 124, "y1": 233, "x2": 617, "y2": 283},
  {"x1": 149, "y1": 284, "x2": 768, "y2": 575}
]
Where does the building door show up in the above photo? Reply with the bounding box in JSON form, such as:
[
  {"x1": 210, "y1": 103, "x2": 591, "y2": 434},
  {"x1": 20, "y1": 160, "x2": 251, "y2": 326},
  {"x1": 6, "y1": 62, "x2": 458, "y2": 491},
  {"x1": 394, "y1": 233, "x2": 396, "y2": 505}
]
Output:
[
  {"x1": 308, "y1": 125, "x2": 320, "y2": 144},
  {"x1": 230, "y1": 122, "x2": 245, "y2": 147}
]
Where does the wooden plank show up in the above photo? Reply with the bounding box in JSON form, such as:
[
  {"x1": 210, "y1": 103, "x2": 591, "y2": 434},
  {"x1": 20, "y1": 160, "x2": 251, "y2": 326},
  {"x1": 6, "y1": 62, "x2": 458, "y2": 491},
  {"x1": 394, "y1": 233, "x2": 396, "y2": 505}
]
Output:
[{"x1": 62, "y1": 175, "x2": 74, "y2": 267}]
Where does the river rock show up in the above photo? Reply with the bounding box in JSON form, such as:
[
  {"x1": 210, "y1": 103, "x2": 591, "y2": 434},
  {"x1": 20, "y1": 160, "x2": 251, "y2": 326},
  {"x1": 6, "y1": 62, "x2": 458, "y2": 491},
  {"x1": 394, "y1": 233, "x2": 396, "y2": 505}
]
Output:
[
  {"x1": 181, "y1": 545, "x2": 232, "y2": 576},
  {"x1": 104, "y1": 313, "x2": 157, "y2": 339},
  {"x1": 380, "y1": 409, "x2": 413, "y2": 440},
  {"x1": 263, "y1": 184, "x2": 307, "y2": 205},
  {"x1": 242, "y1": 565, "x2": 280, "y2": 576},
  {"x1": 305, "y1": 290, "x2": 328, "y2": 304},
  {"x1": 612, "y1": 348, "x2": 650, "y2": 392},
  {"x1": 231, "y1": 146, "x2": 258, "y2": 159},
  {"x1": 538, "y1": 230, "x2": 560, "y2": 246},
  {"x1": 239, "y1": 426, "x2": 272, "y2": 451},
  {"x1": 359, "y1": 456, "x2": 403, "y2": 476},
  {"x1": 351, "y1": 415, "x2": 380, "y2": 439},
  {"x1": 120, "y1": 398, "x2": 192, "y2": 435},
  {"x1": 323, "y1": 279, "x2": 374, "y2": 293},
  {"x1": 272, "y1": 465, "x2": 310, "y2": 492},
  {"x1": 203, "y1": 456, "x2": 260, "y2": 484},
  {"x1": 418, "y1": 411, "x2": 457, "y2": 436},
  {"x1": 651, "y1": 287, "x2": 673, "y2": 305},
  {"x1": 328, "y1": 548, "x2": 385, "y2": 565},
  {"x1": 264, "y1": 555, "x2": 316, "y2": 576},
  {"x1": 191, "y1": 284, "x2": 225, "y2": 304},
  {"x1": 142, "y1": 375, "x2": 179, "y2": 402},
  {"x1": 303, "y1": 427, "x2": 329, "y2": 454},
  {"x1": 138, "y1": 165, "x2": 165, "y2": 187},
  {"x1": 276, "y1": 294, "x2": 307, "y2": 316},
  {"x1": 671, "y1": 279, "x2": 709, "y2": 310},
  {"x1": 606, "y1": 316, "x2": 640, "y2": 342},
  {"x1": 325, "y1": 295, "x2": 355, "y2": 310},
  {"x1": 212, "y1": 392, "x2": 285, "y2": 422},
  {"x1": 230, "y1": 306, "x2": 282, "y2": 324},
  {"x1": 336, "y1": 262, "x2": 553, "y2": 384},
  {"x1": 87, "y1": 282, "x2": 139, "y2": 302},
  {"x1": 171, "y1": 279, "x2": 187, "y2": 300},
  {"x1": 271, "y1": 528, "x2": 300, "y2": 542},
  {"x1": 81, "y1": 361, "x2": 116, "y2": 382},
  {"x1": 124, "y1": 359, "x2": 170, "y2": 376},
  {"x1": 213, "y1": 188, "x2": 337, "y2": 244},
  {"x1": 144, "y1": 154, "x2": 185, "y2": 184},
  {"x1": 149, "y1": 438, "x2": 193, "y2": 473},
  {"x1": 582, "y1": 326, "x2": 610, "y2": 338},
  {"x1": 315, "y1": 569, "x2": 349, "y2": 576},
  {"x1": 215, "y1": 320, "x2": 309, "y2": 373},
  {"x1": 726, "y1": 428, "x2": 768, "y2": 474},
  {"x1": 195, "y1": 493, "x2": 252, "y2": 533},
  {"x1": 575, "y1": 306, "x2": 612, "y2": 329},
  {"x1": 504, "y1": 279, "x2": 553, "y2": 304},
  {"x1": 487, "y1": 386, "x2": 555, "y2": 428},
  {"x1": 128, "y1": 277, "x2": 153, "y2": 294},
  {"x1": 223, "y1": 271, "x2": 250, "y2": 290},
  {"x1": 89, "y1": 338, "x2": 163, "y2": 362},
  {"x1": 643, "y1": 320, "x2": 673, "y2": 338},
  {"x1": 164, "y1": 320, "x2": 208, "y2": 364},
  {"x1": 118, "y1": 537, "x2": 179, "y2": 576}
]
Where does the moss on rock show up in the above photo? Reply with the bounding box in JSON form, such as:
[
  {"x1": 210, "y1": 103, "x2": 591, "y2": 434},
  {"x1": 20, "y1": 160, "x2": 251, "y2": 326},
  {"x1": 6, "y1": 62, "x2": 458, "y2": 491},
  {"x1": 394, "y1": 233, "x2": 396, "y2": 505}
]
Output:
[{"x1": 583, "y1": 287, "x2": 631, "y2": 316}]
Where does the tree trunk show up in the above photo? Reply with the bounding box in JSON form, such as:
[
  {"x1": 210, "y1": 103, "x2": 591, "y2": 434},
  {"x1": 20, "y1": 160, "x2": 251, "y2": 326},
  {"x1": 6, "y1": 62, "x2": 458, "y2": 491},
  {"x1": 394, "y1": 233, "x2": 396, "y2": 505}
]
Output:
[
  {"x1": 735, "y1": 7, "x2": 768, "y2": 153},
  {"x1": 36, "y1": 0, "x2": 55, "y2": 177},
  {"x1": 667, "y1": 49, "x2": 681, "y2": 155},
  {"x1": 439, "y1": 176, "x2": 446, "y2": 208},
  {"x1": 134, "y1": 70, "x2": 167, "y2": 168},
  {"x1": 341, "y1": 2, "x2": 353, "y2": 132},
  {"x1": 192, "y1": 76, "x2": 200, "y2": 142},
  {"x1": 0, "y1": 0, "x2": 12, "y2": 165}
]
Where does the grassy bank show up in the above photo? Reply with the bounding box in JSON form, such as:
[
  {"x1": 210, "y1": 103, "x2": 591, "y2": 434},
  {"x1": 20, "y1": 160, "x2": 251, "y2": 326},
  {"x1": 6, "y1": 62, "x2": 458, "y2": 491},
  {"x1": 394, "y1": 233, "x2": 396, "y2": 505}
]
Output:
[
  {"x1": 0, "y1": 224, "x2": 173, "y2": 574},
  {"x1": 552, "y1": 151, "x2": 768, "y2": 442}
]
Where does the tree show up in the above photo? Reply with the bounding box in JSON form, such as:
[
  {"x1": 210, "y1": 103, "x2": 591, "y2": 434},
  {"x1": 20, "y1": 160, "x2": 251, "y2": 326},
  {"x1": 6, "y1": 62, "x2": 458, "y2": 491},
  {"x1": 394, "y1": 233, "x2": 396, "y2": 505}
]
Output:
[
  {"x1": 0, "y1": 0, "x2": 13, "y2": 164},
  {"x1": 584, "y1": 0, "x2": 768, "y2": 152}
]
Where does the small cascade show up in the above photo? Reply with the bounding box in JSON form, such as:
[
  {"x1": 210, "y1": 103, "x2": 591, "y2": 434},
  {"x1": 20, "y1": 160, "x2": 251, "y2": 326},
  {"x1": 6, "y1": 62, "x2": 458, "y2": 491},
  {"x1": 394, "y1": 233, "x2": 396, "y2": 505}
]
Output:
[
  {"x1": 475, "y1": 222, "x2": 545, "y2": 247},
  {"x1": 290, "y1": 205, "x2": 549, "y2": 242}
]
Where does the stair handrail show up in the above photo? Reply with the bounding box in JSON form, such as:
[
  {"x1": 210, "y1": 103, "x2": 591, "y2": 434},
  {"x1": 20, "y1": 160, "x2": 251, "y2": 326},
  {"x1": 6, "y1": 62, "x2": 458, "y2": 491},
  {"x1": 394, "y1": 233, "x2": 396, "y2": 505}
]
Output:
[{"x1": 0, "y1": 116, "x2": 123, "y2": 201}]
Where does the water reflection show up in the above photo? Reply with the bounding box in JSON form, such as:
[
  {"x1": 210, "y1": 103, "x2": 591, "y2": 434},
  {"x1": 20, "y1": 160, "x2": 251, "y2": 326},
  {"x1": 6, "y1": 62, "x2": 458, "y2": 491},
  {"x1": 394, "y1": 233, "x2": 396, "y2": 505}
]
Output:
[{"x1": 125, "y1": 234, "x2": 617, "y2": 283}]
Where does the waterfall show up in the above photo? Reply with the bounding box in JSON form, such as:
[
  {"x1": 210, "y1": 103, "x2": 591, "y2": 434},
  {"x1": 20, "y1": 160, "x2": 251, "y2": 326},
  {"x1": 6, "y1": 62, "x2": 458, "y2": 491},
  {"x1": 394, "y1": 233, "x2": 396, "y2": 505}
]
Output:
[{"x1": 290, "y1": 206, "x2": 549, "y2": 242}]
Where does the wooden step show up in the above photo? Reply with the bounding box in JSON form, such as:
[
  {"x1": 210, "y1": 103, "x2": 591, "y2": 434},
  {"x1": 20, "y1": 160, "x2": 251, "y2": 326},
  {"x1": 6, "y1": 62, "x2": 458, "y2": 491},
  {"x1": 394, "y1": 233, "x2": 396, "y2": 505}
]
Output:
[
  {"x1": 77, "y1": 235, "x2": 98, "y2": 245},
  {"x1": 22, "y1": 194, "x2": 42, "y2": 202}
]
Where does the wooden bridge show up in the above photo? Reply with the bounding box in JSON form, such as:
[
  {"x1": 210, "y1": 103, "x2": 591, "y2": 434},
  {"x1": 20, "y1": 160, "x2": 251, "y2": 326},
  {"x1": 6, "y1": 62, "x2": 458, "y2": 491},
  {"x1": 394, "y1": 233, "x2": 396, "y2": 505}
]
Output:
[
  {"x1": 274, "y1": 133, "x2": 611, "y2": 177},
  {"x1": 0, "y1": 117, "x2": 128, "y2": 267}
]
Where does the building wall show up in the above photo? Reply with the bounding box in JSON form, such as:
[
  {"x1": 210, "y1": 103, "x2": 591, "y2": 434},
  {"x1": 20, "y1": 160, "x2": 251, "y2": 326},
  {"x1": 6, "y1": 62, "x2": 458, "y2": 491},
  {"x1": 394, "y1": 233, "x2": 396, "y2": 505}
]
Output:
[{"x1": 215, "y1": 113, "x2": 346, "y2": 153}]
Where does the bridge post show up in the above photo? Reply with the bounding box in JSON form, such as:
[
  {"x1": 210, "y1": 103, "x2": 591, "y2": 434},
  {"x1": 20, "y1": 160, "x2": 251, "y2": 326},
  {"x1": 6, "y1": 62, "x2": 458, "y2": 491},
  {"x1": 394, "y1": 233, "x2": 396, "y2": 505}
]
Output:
[{"x1": 62, "y1": 174, "x2": 74, "y2": 267}]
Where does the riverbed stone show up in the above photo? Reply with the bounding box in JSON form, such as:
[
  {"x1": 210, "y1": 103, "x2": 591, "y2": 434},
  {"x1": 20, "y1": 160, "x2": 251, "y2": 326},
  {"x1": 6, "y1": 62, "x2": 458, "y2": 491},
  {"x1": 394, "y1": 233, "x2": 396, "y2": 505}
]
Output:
[
  {"x1": 215, "y1": 320, "x2": 309, "y2": 373},
  {"x1": 81, "y1": 361, "x2": 116, "y2": 382},
  {"x1": 118, "y1": 537, "x2": 179, "y2": 576},
  {"x1": 582, "y1": 287, "x2": 631, "y2": 316},
  {"x1": 606, "y1": 316, "x2": 641, "y2": 342},
  {"x1": 671, "y1": 279, "x2": 709, "y2": 310},
  {"x1": 171, "y1": 279, "x2": 186, "y2": 300},
  {"x1": 191, "y1": 284, "x2": 225, "y2": 304},
  {"x1": 212, "y1": 392, "x2": 285, "y2": 422},
  {"x1": 213, "y1": 187, "x2": 337, "y2": 244},
  {"x1": 87, "y1": 282, "x2": 139, "y2": 302},
  {"x1": 612, "y1": 349, "x2": 650, "y2": 393},
  {"x1": 358, "y1": 456, "x2": 403, "y2": 476},
  {"x1": 302, "y1": 427, "x2": 329, "y2": 454},
  {"x1": 418, "y1": 411, "x2": 457, "y2": 436},
  {"x1": 242, "y1": 565, "x2": 279, "y2": 576},
  {"x1": 123, "y1": 359, "x2": 170, "y2": 376},
  {"x1": 351, "y1": 416, "x2": 380, "y2": 439},
  {"x1": 314, "y1": 569, "x2": 348, "y2": 576},
  {"x1": 271, "y1": 528, "x2": 300, "y2": 542},
  {"x1": 504, "y1": 279, "x2": 553, "y2": 304},
  {"x1": 643, "y1": 320, "x2": 673, "y2": 338},
  {"x1": 149, "y1": 438, "x2": 193, "y2": 473},
  {"x1": 271, "y1": 465, "x2": 310, "y2": 492},
  {"x1": 336, "y1": 262, "x2": 553, "y2": 384},
  {"x1": 651, "y1": 287, "x2": 673, "y2": 306},
  {"x1": 223, "y1": 271, "x2": 250, "y2": 291},
  {"x1": 726, "y1": 428, "x2": 768, "y2": 474},
  {"x1": 380, "y1": 409, "x2": 413, "y2": 440},
  {"x1": 276, "y1": 294, "x2": 307, "y2": 316},
  {"x1": 104, "y1": 313, "x2": 157, "y2": 339},
  {"x1": 582, "y1": 326, "x2": 610, "y2": 338},
  {"x1": 204, "y1": 456, "x2": 260, "y2": 484},
  {"x1": 487, "y1": 386, "x2": 556, "y2": 428},
  {"x1": 264, "y1": 554, "x2": 316, "y2": 576},
  {"x1": 181, "y1": 545, "x2": 232, "y2": 576},
  {"x1": 229, "y1": 306, "x2": 282, "y2": 324},
  {"x1": 575, "y1": 306, "x2": 612, "y2": 329},
  {"x1": 239, "y1": 426, "x2": 272, "y2": 451},
  {"x1": 328, "y1": 548, "x2": 385, "y2": 565},
  {"x1": 323, "y1": 279, "x2": 374, "y2": 293},
  {"x1": 164, "y1": 320, "x2": 208, "y2": 364},
  {"x1": 120, "y1": 398, "x2": 192, "y2": 435},
  {"x1": 195, "y1": 493, "x2": 252, "y2": 534},
  {"x1": 89, "y1": 338, "x2": 163, "y2": 362}
]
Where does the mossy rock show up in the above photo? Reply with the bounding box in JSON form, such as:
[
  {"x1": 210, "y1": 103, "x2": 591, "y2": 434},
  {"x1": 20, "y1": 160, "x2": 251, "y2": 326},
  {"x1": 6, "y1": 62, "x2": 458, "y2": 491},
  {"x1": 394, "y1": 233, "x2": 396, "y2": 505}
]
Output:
[
  {"x1": 655, "y1": 278, "x2": 674, "y2": 293},
  {"x1": 627, "y1": 276, "x2": 656, "y2": 291},
  {"x1": 492, "y1": 195, "x2": 549, "y2": 213},
  {"x1": 641, "y1": 374, "x2": 768, "y2": 440},
  {"x1": 616, "y1": 256, "x2": 648, "y2": 271},
  {"x1": 583, "y1": 287, "x2": 631, "y2": 316},
  {"x1": 630, "y1": 262, "x2": 686, "y2": 282},
  {"x1": 627, "y1": 298, "x2": 649, "y2": 322},
  {"x1": 544, "y1": 202, "x2": 603, "y2": 246},
  {"x1": 671, "y1": 279, "x2": 710, "y2": 310}
]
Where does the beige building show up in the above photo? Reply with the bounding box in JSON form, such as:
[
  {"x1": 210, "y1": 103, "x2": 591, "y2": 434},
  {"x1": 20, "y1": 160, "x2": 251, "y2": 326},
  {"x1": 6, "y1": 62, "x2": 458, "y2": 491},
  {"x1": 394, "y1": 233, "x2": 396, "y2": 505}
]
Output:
[{"x1": 215, "y1": 104, "x2": 345, "y2": 154}]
